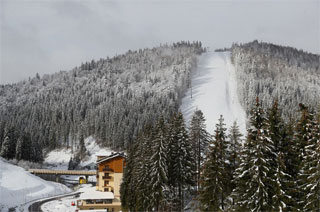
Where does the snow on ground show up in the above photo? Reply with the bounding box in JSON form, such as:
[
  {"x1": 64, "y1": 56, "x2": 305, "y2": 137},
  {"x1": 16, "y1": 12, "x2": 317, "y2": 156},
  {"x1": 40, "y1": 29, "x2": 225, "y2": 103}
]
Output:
[
  {"x1": 0, "y1": 157, "x2": 71, "y2": 211},
  {"x1": 41, "y1": 195, "x2": 78, "y2": 212},
  {"x1": 45, "y1": 136, "x2": 112, "y2": 170},
  {"x1": 45, "y1": 148, "x2": 72, "y2": 170},
  {"x1": 41, "y1": 184, "x2": 94, "y2": 212},
  {"x1": 180, "y1": 51, "x2": 247, "y2": 135}
]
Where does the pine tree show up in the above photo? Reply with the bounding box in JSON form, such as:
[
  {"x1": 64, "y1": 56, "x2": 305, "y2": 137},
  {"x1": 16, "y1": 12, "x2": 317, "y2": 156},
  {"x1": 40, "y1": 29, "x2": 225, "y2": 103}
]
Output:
[
  {"x1": 295, "y1": 104, "x2": 315, "y2": 209},
  {"x1": 189, "y1": 110, "x2": 211, "y2": 191},
  {"x1": 167, "y1": 112, "x2": 195, "y2": 211},
  {"x1": 15, "y1": 136, "x2": 23, "y2": 161},
  {"x1": 228, "y1": 121, "x2": 242, "y2": 197},
  {"x1": 77, "y1": 133, "x2": 87, "y2": 161},
  {"x1": 149, "y1": 117, "x2": 169, "y2": 211},
  {"x1": 271, "y1": 152, "x2": 292, "y2": 212},
  {"x1": 266, "y1": 101, "x2": 282, "y2": 153},
  {"x1": 278, "y1": 119, "x2": 300, "y2": 211},
  {"x1": 0, "y1": 127, "x2": 16, "y2": 159},
  {"x1": 135, "y1": 125, "x2": 154, "y2": 211},
  {"x1": 295, "y1": 104, "x2": 314, "y2": 162},
  {"x1": 233, "y1": 98, "x2": 275, "y2": 211},
  {"x1": 299, "y1": 114, "x2": 320, "y2": 211},
  {"x1": 120, "y1": 139, "x2": 138, "y2": 212},
  {"x1": 0, "y1": 135, "x2": 10, "y2": 159},
  {"x1": 199, "y1": 115, "x2": 229, "y2": 211}
]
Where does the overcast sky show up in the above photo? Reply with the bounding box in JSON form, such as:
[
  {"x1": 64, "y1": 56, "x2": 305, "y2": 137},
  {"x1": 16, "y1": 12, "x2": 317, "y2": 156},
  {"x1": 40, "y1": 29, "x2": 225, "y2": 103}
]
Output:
[{"x1": 0, "y1": 0, "x2": 319, "y2": 84}]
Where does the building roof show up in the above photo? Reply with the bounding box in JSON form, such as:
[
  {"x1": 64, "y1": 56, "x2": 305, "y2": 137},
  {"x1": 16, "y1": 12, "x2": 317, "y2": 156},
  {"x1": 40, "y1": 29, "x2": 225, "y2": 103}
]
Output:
[
  {"x1": 79, "y1": 187, "x2": 114, "y2": 200},
  {"x1": 96, "y1": 152, "x2": 126, "y2": 164}
]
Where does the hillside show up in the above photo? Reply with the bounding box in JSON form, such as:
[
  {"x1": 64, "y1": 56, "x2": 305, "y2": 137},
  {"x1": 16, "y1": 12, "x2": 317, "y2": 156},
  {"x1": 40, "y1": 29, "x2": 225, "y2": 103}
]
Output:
[
  {"x1": 1, "y1": 40, "x2": 319, "y2": 163},
  {"x1": 0, "y1": 157, "x2": 71, "y2": 211},
  {"x1": 231, "y1": 40, "x2": 320, "y2": 120},
  {"x1": 0, "y1": 42, "x2": 204, "y2": 160}
]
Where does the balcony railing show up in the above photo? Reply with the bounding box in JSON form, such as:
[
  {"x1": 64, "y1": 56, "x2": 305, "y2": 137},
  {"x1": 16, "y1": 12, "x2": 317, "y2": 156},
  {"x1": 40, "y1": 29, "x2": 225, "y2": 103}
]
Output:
[{"x1": 102, "y1": 176, "x2": 112, "y2": 180}]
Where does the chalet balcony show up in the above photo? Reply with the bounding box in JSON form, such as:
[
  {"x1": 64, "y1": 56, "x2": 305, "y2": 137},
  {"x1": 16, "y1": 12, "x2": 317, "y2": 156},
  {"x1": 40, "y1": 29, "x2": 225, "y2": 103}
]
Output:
[{"x1": 103, "y1": 176, "x2": 112, "y2": 180}]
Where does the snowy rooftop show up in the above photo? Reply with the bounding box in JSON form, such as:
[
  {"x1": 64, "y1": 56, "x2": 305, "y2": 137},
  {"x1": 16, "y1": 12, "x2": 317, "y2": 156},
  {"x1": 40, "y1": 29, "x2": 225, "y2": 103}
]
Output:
[
  {"x1": 79, "y1": 187, "x2": 114, "y2": 200},
  {"x1": 97, "y1": 152, "x2": 126, "y2": 164}
]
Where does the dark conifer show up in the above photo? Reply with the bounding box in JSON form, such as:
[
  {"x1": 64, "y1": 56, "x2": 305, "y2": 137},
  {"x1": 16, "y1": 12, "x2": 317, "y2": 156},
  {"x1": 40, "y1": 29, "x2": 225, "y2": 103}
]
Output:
[
  {"x1": 233, "y1": 98, "x2": 275, "y2": 212},
  {"x1": 298, "y1": 113, "x2": 320, "y2": 211},
  {"x1": 228, "y1": 121, "x2": 242, "y2": 196},
  {"x1": 199, "y1": 115, "x2": 229, "y2": 211},
  {"x1": 149, "y1": 117, "x2": 169, "y2": 211},
  {"x1": 189, "y1": 110, "x2": 211, "y2": 191}
]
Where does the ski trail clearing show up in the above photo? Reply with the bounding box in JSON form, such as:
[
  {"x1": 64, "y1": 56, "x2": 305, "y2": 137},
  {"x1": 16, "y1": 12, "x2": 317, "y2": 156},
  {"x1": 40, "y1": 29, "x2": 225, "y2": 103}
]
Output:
[{"x1": 180, "y1": 51, "x2": 246, "y2": 135}]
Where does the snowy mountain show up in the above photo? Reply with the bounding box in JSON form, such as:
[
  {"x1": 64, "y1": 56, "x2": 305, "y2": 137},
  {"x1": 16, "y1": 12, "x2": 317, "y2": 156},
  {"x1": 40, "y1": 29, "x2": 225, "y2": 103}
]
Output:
[
  {"x1": 0, "y1": 157, "x2": 71, "y2": 211},
  {"x1": 0, "y1": 42, "x2": 204, "y2": 161},
  {"x1": 0, "y1": 40, "x2": 319, "y2": 163}
]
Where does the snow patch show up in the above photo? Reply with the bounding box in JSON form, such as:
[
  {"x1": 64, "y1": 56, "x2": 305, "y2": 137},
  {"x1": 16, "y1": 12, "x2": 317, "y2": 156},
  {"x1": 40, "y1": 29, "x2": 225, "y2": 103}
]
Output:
[
  {"x1": 0, "y1": 157, "x2": 71, "y2": 211},
  {"x1": 44, "y1": 136, "x2": 112, "y2": 170}
]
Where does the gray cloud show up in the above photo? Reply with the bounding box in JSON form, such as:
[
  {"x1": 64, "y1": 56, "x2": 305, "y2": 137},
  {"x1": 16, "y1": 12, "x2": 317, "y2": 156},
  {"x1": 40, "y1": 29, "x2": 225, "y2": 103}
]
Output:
[{"x1": 1, "y1": 0, "x2": 319, "y2": 84}]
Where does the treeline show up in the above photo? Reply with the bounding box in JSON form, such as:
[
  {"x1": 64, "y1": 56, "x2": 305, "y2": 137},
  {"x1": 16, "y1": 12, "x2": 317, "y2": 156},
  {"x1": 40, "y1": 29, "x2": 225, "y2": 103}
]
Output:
[
  {"x1": 120, "y1": 100, "x2": 320, "y2": 212},
  {"x1": 0, "y1": 41, "x2": 205, "y2": 162},
  {"x1": 0, "y1": 126, "x2": 43, "y2": 162},
  {"x1": 231, "y1": 40, "x2": 320, "y2": 120},
  {"x1": 120, "y1": 110, "x2": 241, "y2": 211},
  {"x1": 201, "y1": 99, "x2": 320, "y2": 211}
]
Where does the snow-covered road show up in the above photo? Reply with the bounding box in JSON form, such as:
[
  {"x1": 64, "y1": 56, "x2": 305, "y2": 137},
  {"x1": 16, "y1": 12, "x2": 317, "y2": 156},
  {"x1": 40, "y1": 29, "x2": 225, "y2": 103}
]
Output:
[{"x1": 180, "y1": 51, "x2": 246, "y2": 134}]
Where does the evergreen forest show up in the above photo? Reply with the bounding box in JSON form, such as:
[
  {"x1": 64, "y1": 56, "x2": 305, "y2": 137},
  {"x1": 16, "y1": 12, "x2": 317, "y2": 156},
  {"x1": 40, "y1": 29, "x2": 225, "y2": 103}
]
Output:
[{"x1": 120, "y1": 99, "x2": 320, "y2": 211}]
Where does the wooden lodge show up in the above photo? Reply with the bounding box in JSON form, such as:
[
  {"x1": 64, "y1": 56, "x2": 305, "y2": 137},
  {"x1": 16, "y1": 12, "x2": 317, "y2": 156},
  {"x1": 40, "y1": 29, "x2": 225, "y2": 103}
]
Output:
[{"x1": 77, "y1": 152, "x2": 126, "y2": 212}]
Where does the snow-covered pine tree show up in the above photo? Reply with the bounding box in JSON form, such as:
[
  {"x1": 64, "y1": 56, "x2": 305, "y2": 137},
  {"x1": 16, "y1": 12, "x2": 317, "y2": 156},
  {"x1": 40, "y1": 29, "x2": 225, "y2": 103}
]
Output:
[
  {"x1": 294, "y1": 104, "x2": 315, "y2": 209},
  {"x1": 228, "y1": 121, "x2": 242, "y2": 196},
  {"x1": 0, "y1": 135, "x2": 10, "y2": 159},
  {"x1": 266, "y1": 101, "x2": 282, "y2": 153},
  {"x1": 298, "y1": 112, "x2": 320, "y2": 212},
  {"x1": 135, "y1": 125, "x2": 154, "y2": 211},
  {"x1": 31, "y1": 139, "x2": 43, "y2": 162},
  {"x1": 15, "y1": 136, "x2": 23, "y2": 161},
  {"x1": 295, "y1": 104, "x2": 314, "y2": 162},
  {"x1": 0, "y1": 122, "x2": 5, "y2": 153},
  {"x1": 189, "y1": 110, "x2": 211, "y2": 191},
  {"x1": 120, "y1": 138, "x2": 138, "y2": 212},
  {"x1": 149, "y1": 117, "x2": 169, "y2": 211},
  {"x1": 276, "y1": 119, "x2": 300, "y2": 210},
  {"x1": 199, "y1": 115, "x2": 229, "y2": 211},
  {"x1": 0, "y1": 127, "x2": 16, "y2": 159},
  {"x1": 271, "y1": 152, "x2": 292, "y2": 212},
  {"x1": 233, "y1": 98, "x2": 275, "y2": 212},
  {"x1": 168, "y1": 112, "x2": 195, "y2": 211},
  {"x1": 199, "y1": 138, "x2": 222, "y2": 212}
]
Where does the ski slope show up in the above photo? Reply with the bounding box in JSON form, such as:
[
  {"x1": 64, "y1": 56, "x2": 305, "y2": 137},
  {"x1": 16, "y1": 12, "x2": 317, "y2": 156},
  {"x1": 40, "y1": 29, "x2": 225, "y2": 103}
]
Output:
[
  {"x1": 0, "y1": 157, "x2": 71, "y2": 211},
  {"x1": 180, "y1": 51, "x2": 246, "y2": 135}
]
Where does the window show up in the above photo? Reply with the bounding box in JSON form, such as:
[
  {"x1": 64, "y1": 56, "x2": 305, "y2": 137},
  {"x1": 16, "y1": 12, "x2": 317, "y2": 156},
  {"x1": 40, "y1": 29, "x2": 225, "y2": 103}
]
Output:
[
  {"x1": 96, "y1": 199, "x2": 104, "y2": 204},
  {"x1": 103, "y1": 199, "x2": 112, "y2": 204},
  {"x1": 104, "y1": 181, "x2": 109, "y2": 186},
  {"x1": 86, "y1": 200, "x2": 94, "y2": 204},
  {"x1": 104, "y1": 188, "x2": 109, "y2": 192}
]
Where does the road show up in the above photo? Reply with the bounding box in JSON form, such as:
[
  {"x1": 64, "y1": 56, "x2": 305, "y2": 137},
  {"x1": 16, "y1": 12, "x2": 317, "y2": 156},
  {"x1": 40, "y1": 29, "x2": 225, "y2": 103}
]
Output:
[{"x1": 28, "y1": 192, "x2": 80, "y2": 212}]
